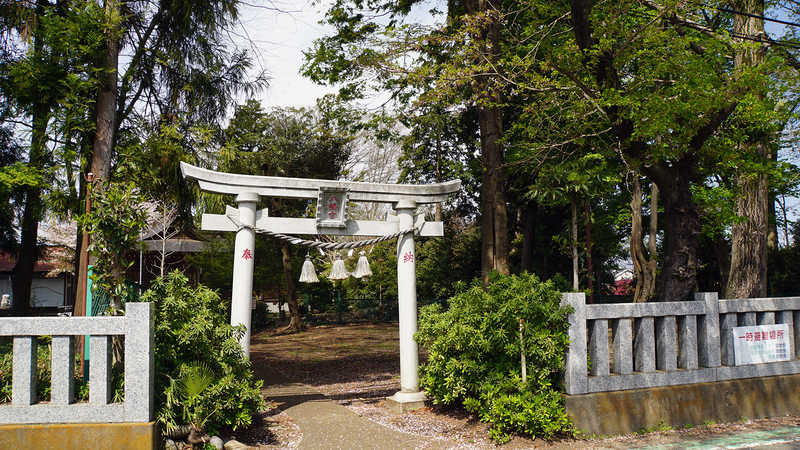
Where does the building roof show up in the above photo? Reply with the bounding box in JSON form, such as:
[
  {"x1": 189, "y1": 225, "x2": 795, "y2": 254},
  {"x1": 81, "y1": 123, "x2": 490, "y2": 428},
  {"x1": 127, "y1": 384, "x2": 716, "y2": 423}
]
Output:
[
  {"x1": 0, "y1": 247, "x2": 72, "y2": 275},
  {"x1": 141, "y1": 215, "x2": 206, "y2": 253}
]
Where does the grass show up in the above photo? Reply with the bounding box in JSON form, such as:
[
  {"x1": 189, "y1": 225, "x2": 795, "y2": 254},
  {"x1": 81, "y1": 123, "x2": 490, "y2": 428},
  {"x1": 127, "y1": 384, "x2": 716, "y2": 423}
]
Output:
[{"x1": 637, "y1": 420, "x2": 673, "y2": 435}]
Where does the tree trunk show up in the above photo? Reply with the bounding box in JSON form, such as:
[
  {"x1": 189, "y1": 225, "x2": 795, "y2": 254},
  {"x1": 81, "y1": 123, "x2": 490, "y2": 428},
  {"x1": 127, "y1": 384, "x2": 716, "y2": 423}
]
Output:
[
  {"x1": 585, "y1": 200, "x2": 593, "y2": 298},
  {"x1": 728, "y1": 162, "x2": 768, "y2": 298},
  {"x1": 73, "y1": 101, "x2": 97, "y2": 312},
  {"x1": 461, "y1": 0, "x2": 509, "y2": 283},
  {"x1": 728, "y1": 0, "x2": 768, "y2": 299},
  {"x1": 89, "y1": 0, "x2": 122, "y2": 182},
  {"x1": 630, "y1": 178, "x2": 657, "y2": 303},
  {"x1": 279, "y1": 240, "x2": 305, "y2": 332},
  {"x1": 271, "y1": 200, "x2": 305, "y2": 332},
  {"x1": 75, "y1": 177, "x2": 92, "y2": 320},
  {"x1": 435, "y1": 124, "x2": 443, "y2": 223},
  {"x1": 479, "y1": 104, "x2": 509, "y2": 282},
  {"x1": 649, "y1": 183, "x2": 659, "y2": 258},
  {"x1": 12, "y1": 187, "x2": 40, "y2": 316},
  {"x1": 644, "y1": 161, "x2": 701, "y2": 303},
  {"x1": 768, "y1": 187, "x2": 778, "y2": 250},
  {"x1": 11, "y1": 0, "x2": 51, "y2": 317},
  {"x1": 521, "y1": 203, "x2": 535, "y2": 272},
  {"x1": 713, "y1": 232, "x2": 732, "y2": 297},
  {"x1": 77, "y1": 0, "x2": 122, "y2": 317}
]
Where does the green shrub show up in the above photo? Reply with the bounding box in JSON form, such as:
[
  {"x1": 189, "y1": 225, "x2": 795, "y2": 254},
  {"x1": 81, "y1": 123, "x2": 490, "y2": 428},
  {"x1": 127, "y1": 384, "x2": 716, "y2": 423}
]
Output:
[
  {"x1": 141, "y1": 271, "x2": 265, "y2": 435},
  {"x1": 415, "y1": 271, "x2": 573, "y2": 442}
]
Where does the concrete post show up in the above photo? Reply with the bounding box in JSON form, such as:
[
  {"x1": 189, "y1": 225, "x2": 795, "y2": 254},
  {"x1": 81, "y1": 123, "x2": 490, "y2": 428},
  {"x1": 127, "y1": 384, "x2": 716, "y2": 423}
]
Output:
[
  {"x1": 562, "y1": 293, "x2": 588, "y2": 395},
  {"x1": 125, "y1": 302, "x2": 155, "y2": 422},
  {"x1": 12, "y1": 336, "x2": 37, "y2": 406},
  {"x1": 231, "y1": 192, "x2": 259, "y2": 358},
  {"x1": 696, "y1": 292, "x2": 720, "y2": 368},
  {"x1": 386, "y1": 200, "x2": 427, "y2": 413}
]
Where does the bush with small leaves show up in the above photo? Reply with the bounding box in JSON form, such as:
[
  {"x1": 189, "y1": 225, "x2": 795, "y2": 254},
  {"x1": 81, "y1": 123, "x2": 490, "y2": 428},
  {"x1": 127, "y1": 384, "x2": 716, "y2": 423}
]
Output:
[
  {"x1": 415, "y1": 271, "x2": 573, "y2": 442},
  {"x1": 141, "y1": 271, "x2": 265, "y2": 435}
]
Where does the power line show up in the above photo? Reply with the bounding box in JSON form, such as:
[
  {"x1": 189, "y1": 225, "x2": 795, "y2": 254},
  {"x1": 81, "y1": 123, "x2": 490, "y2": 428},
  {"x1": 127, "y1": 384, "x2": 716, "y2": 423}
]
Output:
[
  {"x1": 728, "y1": 30, "x2": 800, "y2": 50},
  {"x1": 632, "y1": 8, "x2": 800, "y2": 51},
  {"x1": 699, "y1": 3, "x2": 800, "y2": 29}
]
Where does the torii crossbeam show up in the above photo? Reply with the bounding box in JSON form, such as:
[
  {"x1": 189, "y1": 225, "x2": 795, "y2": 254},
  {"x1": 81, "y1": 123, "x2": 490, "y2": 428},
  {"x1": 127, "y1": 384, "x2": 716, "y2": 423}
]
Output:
[{"x1": 181, "y1": 162, "x2": 461, "y2": 412}]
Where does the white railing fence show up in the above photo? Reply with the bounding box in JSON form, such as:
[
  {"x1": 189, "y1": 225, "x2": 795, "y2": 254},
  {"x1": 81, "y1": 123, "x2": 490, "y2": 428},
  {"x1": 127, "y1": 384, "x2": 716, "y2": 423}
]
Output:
[
  {"x1": 562, "y1": 293, "x2": 800, "y2": 395},
  {"x1": 0, "y1": 302, "x2": 154, "y2": 424}
]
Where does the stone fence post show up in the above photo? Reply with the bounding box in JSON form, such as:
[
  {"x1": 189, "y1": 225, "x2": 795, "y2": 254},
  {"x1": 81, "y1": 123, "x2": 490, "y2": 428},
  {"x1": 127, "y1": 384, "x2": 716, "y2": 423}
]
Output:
[
  {"x1": 562, "y1": 293, "x2": 587, "y2": 395},
  {"x1": 695, "y1": 292, "x2": 721, "y2": 368}
]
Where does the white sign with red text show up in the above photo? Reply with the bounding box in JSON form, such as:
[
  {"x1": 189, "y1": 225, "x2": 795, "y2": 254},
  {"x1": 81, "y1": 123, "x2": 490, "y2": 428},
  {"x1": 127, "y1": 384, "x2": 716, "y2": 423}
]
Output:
[{"x1": 733, "y1": 324, "x2": 790, "y2": 365}]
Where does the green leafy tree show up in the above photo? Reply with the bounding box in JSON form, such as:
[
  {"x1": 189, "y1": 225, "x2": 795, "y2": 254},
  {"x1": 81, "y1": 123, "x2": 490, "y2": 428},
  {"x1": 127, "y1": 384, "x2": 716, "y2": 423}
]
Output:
[
  {"x1": 77, "y1": 180, "x2": 147, "y2": 312},
  {"x1": 522, "y1": 153, "x2": 615, "y2": 292},
  {"x1": 339, "y1": 240, "x2": 399, "y2": 305},
  {"x1": 0, "y1": 130, "x2": 42, "y2": 253},
  {"x1": 303, "y1": 0, "x2": 513, "y2": 282},
  {"x1": 399, "y1": 104, "x2": 481, "y2": 220},
  {"x1": 501, "y1": 0, "x2": 785, "y2": 301},
  {"x1": 0, "y1": 1, "x2": 105, "y2": 315},
  {"x1": 414, "y1": 214, "x2": 482, "y2": 300},
  {"x1": 72, "y1": 0, "x2": 266, "y2": 318},
  {"x1": 88, "y1": 0, "x2": 267, "y2": 182}
]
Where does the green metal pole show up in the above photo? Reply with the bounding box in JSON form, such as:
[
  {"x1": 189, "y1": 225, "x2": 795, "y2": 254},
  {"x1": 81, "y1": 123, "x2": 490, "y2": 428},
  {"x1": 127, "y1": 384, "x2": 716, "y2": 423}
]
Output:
[{"x1": 337, "y1": 290, "x2": 342, "y2": 324}]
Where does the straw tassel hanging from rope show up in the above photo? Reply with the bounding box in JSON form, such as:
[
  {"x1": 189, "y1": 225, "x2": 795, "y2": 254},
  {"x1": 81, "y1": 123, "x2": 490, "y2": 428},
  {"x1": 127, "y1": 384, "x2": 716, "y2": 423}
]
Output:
[
  {"x1": 299, "y1": 255, "x2": 319, "y2": 283},
  {"x1": 329, "y1": 254, "x2": 350, "y2": 280},
  {"x1": 352, "y1": 251, "x2": 372, "y2": 279}
]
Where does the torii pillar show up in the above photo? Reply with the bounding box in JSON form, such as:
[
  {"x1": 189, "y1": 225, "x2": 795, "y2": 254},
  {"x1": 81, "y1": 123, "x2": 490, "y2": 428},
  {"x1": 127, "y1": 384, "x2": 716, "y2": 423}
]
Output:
[
  {"x1": 181, "y1": 162, "x2": 460, "y2": 413},
  {"x1": 388, "y1": 200, "x2": 427, "y2": 411},
  {"x1": 230, "y1": 192, "x2": 258, "y2": 358}
]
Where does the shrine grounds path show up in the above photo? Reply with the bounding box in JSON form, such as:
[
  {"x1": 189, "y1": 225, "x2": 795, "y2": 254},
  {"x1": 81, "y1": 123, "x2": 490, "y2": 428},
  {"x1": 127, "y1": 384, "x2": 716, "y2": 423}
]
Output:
[{"x1": 245, "y1": 322, "x2": 800, "y2": 450}]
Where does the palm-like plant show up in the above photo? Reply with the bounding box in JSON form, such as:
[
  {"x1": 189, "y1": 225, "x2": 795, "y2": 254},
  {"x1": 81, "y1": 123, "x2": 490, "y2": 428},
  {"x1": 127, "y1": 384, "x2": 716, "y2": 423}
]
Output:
[{"x1": 163, "y1": 362, "x2": 216, "y2": 439}]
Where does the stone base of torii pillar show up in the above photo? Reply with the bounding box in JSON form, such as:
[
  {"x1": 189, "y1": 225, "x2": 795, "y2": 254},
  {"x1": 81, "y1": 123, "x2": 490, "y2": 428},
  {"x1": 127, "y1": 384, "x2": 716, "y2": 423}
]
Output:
[{"x1": 385, "y1": 391, "x2": 428, "y2": 413}]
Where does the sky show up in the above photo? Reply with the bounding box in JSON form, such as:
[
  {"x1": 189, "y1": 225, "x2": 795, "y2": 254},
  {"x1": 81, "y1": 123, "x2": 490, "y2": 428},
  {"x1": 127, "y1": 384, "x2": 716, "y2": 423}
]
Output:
[
  {"x1": 235, "y1": 0, "x2": 438, "y2": 110},
  {"x1": 236, "y1": 0, "x2": 340, "y2": 109}
]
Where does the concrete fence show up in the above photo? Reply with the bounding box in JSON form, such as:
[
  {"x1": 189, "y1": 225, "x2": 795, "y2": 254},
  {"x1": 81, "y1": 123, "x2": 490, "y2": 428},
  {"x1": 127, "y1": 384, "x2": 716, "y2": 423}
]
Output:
[
  {"x1": 562, "y1": 292, "x2": 800, "y2": 435},
  {"x1": 562, "y1": 292, "x2": 800, "y2": 395},
  {"x1": 0, "y1": 302, "x2": 154, "y2": 424}
]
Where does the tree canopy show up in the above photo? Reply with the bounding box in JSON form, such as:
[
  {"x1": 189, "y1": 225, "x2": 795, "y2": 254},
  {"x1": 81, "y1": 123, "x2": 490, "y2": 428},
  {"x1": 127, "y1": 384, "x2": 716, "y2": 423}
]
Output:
[{"x1": 7, "y1": 0, "x2": 800, "y2": 317}]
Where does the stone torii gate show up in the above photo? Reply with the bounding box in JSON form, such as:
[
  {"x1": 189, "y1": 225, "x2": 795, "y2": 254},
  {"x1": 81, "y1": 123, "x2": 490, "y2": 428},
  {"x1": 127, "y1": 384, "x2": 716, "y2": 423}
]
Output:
[{"x1": 180, "y1": 162, "x2": 461, "y2": 412}]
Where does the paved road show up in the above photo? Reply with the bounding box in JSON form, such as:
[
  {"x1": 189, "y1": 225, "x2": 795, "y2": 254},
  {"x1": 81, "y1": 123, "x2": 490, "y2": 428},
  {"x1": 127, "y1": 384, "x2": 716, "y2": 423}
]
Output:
[{"x1": 624, "y1": 427, "x2": 800, "y2": 450}]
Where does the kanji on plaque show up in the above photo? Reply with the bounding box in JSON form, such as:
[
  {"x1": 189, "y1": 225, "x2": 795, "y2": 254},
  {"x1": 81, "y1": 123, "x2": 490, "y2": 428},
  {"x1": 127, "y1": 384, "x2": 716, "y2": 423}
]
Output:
[
  {"x1": 403, "y1": 251, "x2": 414, "y2": 263},
  {"x1": 315, "y1": 188, "x2": 349, "y2": 228},
  {"x1": 242, "y1": 248, "x2": 253, "y2": 260},
  {"x1": 328, "y1": 195, "x2": 339, "y2": 219}
]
